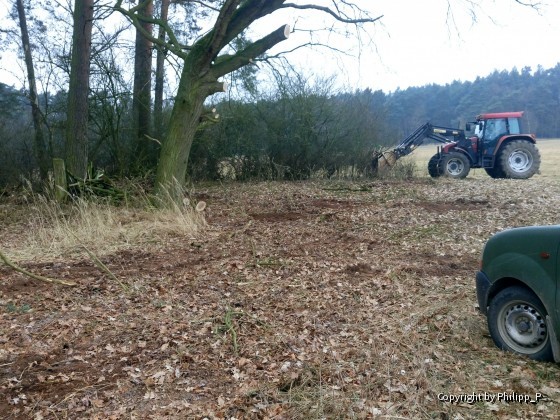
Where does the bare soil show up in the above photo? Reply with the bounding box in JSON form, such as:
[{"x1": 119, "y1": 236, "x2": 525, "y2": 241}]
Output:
[{"x1": 1, "y1": 178, "x2": 560, "y2": 419}]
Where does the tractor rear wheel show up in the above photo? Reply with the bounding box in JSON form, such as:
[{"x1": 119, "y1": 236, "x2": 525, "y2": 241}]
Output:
[
  {"x1": 440, "y1": 152, "x2": 470, "y2": 179},
  {"x1": 428, "y1": 154, "x2": 442, "y2": 178},
  {"x1": 499, "y1": 140, "x2": 541, "y2": 179}
]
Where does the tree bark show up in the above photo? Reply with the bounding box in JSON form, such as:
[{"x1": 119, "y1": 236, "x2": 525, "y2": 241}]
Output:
[
  {"x1": 15, "y1": 0, "x2": 49, "y2": 180},
  {"x1": 154, "y1": 0, "x2": 170, "y2": 137},
  {"x1": 132, "y1": 0, "x2": 154, "y2": 169},
  {"x1": 153, "y1": 62, "x2": 208, "y2": 204},
  {"x1": 66, "y1": 0, "x2": 94, "y2": 179}
]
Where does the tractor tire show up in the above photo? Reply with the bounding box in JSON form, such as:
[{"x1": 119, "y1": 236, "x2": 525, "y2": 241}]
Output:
[
  {"x1": 499, "y1": 140, "x2": 541, "y2": 179},
  {"x1": 439, "y1": 152, "x2": 470, "y2": 179},
  {"x1": 428, "y1": 154, "x2": 442, "y2": 178},
  {"x1": 484, "y1": 166, "x2": 506, "y2": 179},
  {"x1": 487, "y1": 286, "x2": 554, "y2": 362}
]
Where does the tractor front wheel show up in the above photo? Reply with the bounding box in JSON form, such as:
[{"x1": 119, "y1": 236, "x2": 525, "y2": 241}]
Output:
[
  {"x1": 428, "y1": 154, "x2": 442, "y2": 178},
  {"x1": 499, "y1": 140, "x2": 541, "y2": 179},
  {"x1": 440, "y1": 152, "x2": 470, "y2": 179}
]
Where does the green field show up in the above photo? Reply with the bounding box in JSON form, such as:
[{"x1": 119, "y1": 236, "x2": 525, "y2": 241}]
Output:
[{"x1": 406, "y1": 138, "x2": 560, "y2": 179}]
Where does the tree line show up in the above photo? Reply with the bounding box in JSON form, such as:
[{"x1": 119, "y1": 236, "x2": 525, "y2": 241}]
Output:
[
  {"x1": 0, "y1": 1, "x2": 554, "y2": 192},
  {"x1": 383, "y1": 64, "x2": 560, "y2": 139}
]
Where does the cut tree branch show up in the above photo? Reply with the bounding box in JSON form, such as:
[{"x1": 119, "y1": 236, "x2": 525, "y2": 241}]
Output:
[
  {"x1": 197, "y1": 0, "x2": 287, "y2": 68},
  {"x1": 211, "y1": 24, "x2": 290, "y2": 78},
  {"x1": 201, "y1": 80, "x2": 229, "y2": 96}
]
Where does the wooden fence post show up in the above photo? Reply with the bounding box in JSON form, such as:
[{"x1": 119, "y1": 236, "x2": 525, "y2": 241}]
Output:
[{"x1": 52, "y1": 158, "x2": 68, "y2": 203}]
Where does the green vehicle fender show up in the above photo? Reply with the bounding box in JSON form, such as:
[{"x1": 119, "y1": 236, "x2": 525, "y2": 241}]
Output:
[{"x1": 482, "y1": 226, "x2": 560, "y2": 337}]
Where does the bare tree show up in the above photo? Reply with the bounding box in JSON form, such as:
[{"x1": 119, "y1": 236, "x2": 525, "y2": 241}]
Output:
[
  {"x1": 15, "y1": 0, "x2": 49, "y2": 180},
  {"x1": 115, "y1": 0, "x2": 381, "y2": 204},
  {"x1": 66, "y1": 0, "x2": 94, "y2": 179}
]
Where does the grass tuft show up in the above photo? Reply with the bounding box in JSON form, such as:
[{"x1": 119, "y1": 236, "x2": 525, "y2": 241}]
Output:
[{"x1": 12, "y1": 187, "x2": 206, "y2": 261}]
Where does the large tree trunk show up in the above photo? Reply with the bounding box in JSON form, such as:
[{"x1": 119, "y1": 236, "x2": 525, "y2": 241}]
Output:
[
  {"x1": 153, "y1": 68, "x2": 207, "y2": 204},
  {"x1": 154, "y1": 0, "x2": 170, "y2": 137},
  {"x1": 66, "y1": 0, "x2": 94, "y2": 179},
  {"x1": 16, "y1": 0, "x2": 49, "y2": 180},
  {"x1": 132, "y1": 0, "x2": 154, "y2": 170},
  {"x1": 153, "y1": 43, "x2": 229, "y2": 204}
]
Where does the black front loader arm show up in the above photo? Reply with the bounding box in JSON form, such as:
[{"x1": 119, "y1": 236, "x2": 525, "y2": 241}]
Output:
[{"x1": 392, "y1": 122, "x2": 465, "y2": 158}]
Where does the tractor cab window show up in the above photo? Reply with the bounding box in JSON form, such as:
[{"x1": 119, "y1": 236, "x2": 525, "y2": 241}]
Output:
[
  {"x1": 474, "y1": 122, "x2": 484, "y2": 138},
  {"x1": 508, "y1": 117, "x2": 521, "y2": 134},
  {"x1": 483, "y1": 118, "x2": 507, "y2": 142}
]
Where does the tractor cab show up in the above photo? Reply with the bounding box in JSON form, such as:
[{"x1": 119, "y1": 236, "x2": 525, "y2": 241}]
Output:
[
  {"x1": 474, "y1": 112, "x2": 525, "y2": 158},
  {"x1": 437, "y1": 111, "x2": 539, "y2": 179}
]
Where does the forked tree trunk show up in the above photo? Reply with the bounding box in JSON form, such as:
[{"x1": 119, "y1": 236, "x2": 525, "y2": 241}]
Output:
[{"x1": 152, "y1": 26, "x2": 290, "y2": 205}]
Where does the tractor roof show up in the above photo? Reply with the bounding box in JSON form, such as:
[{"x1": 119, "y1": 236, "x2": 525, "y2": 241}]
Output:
[{"x1": 477, "y1": 111, "x2": 524, "y2": 120}]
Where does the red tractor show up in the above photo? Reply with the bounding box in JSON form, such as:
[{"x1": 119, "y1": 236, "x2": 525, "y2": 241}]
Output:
[{"x1": 376, "y1": 111, "x2": 541, "y2": 179}]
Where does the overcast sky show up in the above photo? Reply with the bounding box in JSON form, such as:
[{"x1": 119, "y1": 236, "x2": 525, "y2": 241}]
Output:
[
  {"x1": 268, "y1": 0, "x2": 560, "y2": 92},
  {"x1": 1, "y1": 0, "x2": 559, "y2": 94}
]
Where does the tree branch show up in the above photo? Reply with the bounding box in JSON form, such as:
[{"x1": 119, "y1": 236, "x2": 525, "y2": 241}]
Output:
[
  {"x1": 206, "y1": 0, "x2": 243, "y2": 56},
  {"x1": 259, "y1": 39, "x2": 352, "y2": 61},
  {"x1": 211, "y1": 24, "x2": 290, "y2": 78},
  {"x1": 282, "y1": 3, "x2": 383, "y2": 24},
  {"x1": 190, "y1": 0, "x2": 221, "y2": 12},
  {"x1": 198, "y1": 0, "x2": 287, "y2": 67},
  {"x1": 202, "y1": 80, "x2": 229, "y2": 96},
  {"x1": 514, "y1": 0, "x2": 542, "y2": 8},
  {"x1": 113, "y1": 0, "x2": 188, "y2": 59},
  {"x1": 0, "y1": 249, "x2": 77, "y2": 287}
]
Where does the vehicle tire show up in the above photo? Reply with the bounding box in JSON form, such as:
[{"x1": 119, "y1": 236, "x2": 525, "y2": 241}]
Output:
[
  {"x1": 428, "y1": 154, "x2": 442, "y2": 178},
  {"x1": 439, "y1": 152, "x2": 470, "y2": 179},
  {"x1": 487, "y1": 286, "x2": 554, "y2": 361},
  {"x1": 499, "y1": 140, "x2": 541, "y2": 179},
  {"x1": 485, "y1": 166, "x2": 506, "y2": 179}
]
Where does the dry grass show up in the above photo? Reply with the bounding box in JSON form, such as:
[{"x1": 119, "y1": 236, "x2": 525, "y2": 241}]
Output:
[
  {"x1": 4, "y1": 193, "x2": 206, "y2": 262},
  {"x1": 407, "y1": 138, "x2": 560, "y2": 178}
]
